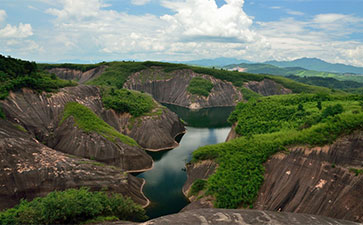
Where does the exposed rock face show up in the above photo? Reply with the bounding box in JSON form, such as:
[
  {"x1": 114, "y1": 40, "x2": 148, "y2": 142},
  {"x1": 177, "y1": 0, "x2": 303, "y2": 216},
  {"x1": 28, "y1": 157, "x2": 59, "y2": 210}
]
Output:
[
  {"x1": 1, "y1": 85, "x2": 152, "y2": 172},
  {"x1": 255, "y1": 131, "x2": 363, "y2": 223},
  {"x1": 103, "y1": 209, "x2": 360, "y2": 225},
  {"x1": 243, "y1": 79, "x2": 292, "y2": 96},
  {"x1": 47, "y1": 66, "x2": 106, "y2": 83},
  {"x1": 123, "y1": 68, "x2": 243, "y2": 109},
  {"x1": 0, "y1": 119, "x2": 148, "y2": 210},
  {"x1": 184, "y1": 129, "x2": 363, "y2": 222},
  {"x1": 182, "y1": 160, "x2": 217, "y2": 211},
  {"x1": 103, "y1": 108, "x2": 185, "y2": 151},
  {"x1": 225, "y1": 123, "x2": 239, "y2": 142}
]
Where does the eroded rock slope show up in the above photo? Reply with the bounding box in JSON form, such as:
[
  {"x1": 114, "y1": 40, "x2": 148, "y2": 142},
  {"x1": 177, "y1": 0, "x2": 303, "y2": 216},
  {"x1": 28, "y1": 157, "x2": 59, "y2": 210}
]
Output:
[
  {"x1": 123, "y1": 68, "x2": 243, "y2": 109},
  {"x1": 183, "y1": 131, "x2": 363, "y2": 222},
  {"x1": 0, "y1": 119, "x2": 148, "y2": 210},
  {"x1": 47, "y1": 66, "x2": 106, "y2": 83}
]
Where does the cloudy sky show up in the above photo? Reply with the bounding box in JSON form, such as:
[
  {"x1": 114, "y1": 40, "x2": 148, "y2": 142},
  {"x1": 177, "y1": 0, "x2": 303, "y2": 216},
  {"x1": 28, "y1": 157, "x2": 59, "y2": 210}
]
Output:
[{"x1": 0, "y1": 0, "x2": 362, "y2": 66}]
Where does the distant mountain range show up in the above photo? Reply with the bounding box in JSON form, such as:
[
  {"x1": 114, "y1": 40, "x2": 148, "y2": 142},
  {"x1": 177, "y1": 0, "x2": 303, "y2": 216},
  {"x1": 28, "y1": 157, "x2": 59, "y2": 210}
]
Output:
[
  {"x1": 265, "y1": 58, "x2": 363, "y2": 75},
  {"x1": 224, "y1": 62, "x2": 363, "y2": 84},
  {"x1": 175, "y1": 57, "x2": 363, "y2": 75}
]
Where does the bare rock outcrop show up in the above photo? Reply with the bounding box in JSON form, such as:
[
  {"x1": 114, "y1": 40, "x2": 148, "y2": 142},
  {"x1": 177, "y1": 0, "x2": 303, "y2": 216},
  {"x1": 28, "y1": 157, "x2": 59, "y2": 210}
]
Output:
[
  {"x1": 0, "y1": 119, "x2": 148, "y2": 210},
  {"x1": 1, "y1": 85, "x2": 153, "y2": 172},
  {"x1": 254, "y1": 131, "x2": 363, "y2": 223},
  {"x1": 183, "y1": 130, "x2": 363, "y2": 222},
  {"x1": 103, "y1": 108, "x2": 185, "y2": 151},
  {"x1": 102, "y1": 208, "x2": 360, "y2": 225},
  {"x1": 243, "y1": 79, "x2": 292, "y2": 96},
  {"x1": 123, "y1": 68, "x2": 243, "y2": 109},
  {"x1": 47, "y1": 66, "x2": 106, "y2": 83}
]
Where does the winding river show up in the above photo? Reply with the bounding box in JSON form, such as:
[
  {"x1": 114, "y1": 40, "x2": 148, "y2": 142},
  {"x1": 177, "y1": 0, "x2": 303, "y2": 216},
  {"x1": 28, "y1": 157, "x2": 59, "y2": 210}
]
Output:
[{"x1": 137, "y1": 105, "x2": 234, "y2": 219}]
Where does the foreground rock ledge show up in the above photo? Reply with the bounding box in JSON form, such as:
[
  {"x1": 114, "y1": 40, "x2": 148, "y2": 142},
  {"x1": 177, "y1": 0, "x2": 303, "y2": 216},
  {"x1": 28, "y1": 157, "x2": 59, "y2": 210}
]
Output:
[{"x1": 99, "y1": 209, "x2": 360, "y2": 225}]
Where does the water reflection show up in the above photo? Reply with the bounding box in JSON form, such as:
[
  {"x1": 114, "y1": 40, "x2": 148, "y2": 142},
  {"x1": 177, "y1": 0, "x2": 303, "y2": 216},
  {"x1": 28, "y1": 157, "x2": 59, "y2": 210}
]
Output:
[{"x1": 137, "y1": 106, "x2": 233, "y2": 219}]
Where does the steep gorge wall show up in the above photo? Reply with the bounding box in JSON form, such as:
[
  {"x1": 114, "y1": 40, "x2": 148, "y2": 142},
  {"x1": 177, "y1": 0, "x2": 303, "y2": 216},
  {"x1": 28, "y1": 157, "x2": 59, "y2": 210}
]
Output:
[
  {"x1": 0, "y1": 119, "x2": 148, "y2": 210},
  {"x1": 0, "y1": 85, "x2": 185, "y2": 209},
  {"x1": 123, "y1": 68, "x2": 243, "y2": 109},
  {"x1": 254, "y1": 131, "x2": 363, "y2": 223},
  {"x1": 183, "y1": 131, "x2": 363, "y2": 222},
  {"x1": 47, "y1": 66, "x2": 106, "y2": 83},
  {"x1": 243, "y1": 79, "x2": 292, "y2": 96}
]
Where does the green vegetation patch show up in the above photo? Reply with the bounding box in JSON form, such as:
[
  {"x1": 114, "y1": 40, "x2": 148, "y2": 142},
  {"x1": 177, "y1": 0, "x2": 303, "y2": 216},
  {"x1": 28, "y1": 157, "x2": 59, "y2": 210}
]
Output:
[
  {"x1": 0, "y1": 55, "x2": 76, "y2": 100},
  {"x1": 240, "y1": 87, "x2": 261, "y2": 101},
  {"x1": 192, "y1": 93, "x2": 363, "y2": 209},
  {"x1": 187, "y1": 77, "x2": 214, "y2": 97},
  {"x1": 189, "y1": 179, "x2": 207, "y2": 197},
  {"x1": 61, "y1": 102, "x2": 138, "y2": 146},
  {"x1": 0, "y1": 188, "x2": 147, "y2": 225},
  {"x1": 103, "y1": 89, "x2": 155, "y2": 117},
  {"x1": 0, "y1": 106, "x2": 5, "y2": 119},
  {"x1": 38, "y1": 63, "x2": 98, "y2": 72},
  {"x1": 349, "y1": 168, "x2": 363, "y2": 176},
  {"x1": 87, "y1": 61, "x2": 148, "y2": 88}
]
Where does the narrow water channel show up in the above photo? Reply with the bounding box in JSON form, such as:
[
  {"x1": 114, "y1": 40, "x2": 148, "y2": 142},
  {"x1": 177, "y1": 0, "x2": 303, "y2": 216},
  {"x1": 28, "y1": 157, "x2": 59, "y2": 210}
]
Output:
[{"x1": 137, "y1": 106, "x2": 233, "y2": 219}]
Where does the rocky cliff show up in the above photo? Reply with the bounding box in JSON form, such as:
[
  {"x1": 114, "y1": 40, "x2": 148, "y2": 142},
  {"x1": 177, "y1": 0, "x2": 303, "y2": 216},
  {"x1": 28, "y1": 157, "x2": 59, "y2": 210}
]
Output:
[
  {"x1": 243, "y1": 79, "x2": 292, "y2": 96},
  {"x1": 47, "y1": 66, "x2": 106, "y2": 83},
  {"x1": 0, "y1": 119, "x2": 148, "y2": 210},
  {"x1": 254, "y1": 131, "x2": 363, "y2": 223},
  {"x1": 183, "y1": 131, "x2": 363, "y2": 222},
  {"x1": 100, "y1": 208, "x2": 360, "y2": 225},
  {"x1": 123, "y1": 68, "x2": 243, "y2": 109},
  {"x1": 0, "y1": 85, "x2": 185, "y2": 209}
]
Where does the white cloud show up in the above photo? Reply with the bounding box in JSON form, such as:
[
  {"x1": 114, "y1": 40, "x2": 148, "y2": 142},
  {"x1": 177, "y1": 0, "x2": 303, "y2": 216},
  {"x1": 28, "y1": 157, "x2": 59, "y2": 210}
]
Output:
[
  {"x1": 161, "y1": 0, "x2": 256, "y2": 42},
  {"x1": 0, "y1": 10, "x2": 6, "y2": 23},
  {"x1": 255, "y1": 14, "x2": 363, "y2": 66},
  {"x1": 131, "y1": 0, "x2": 151, "y2": 6},
  {"x1": 286, "y1": 10, "x2": 304, "y2": 16},
  {"x1": 0, "y1": 23, "x2": 33, "y2": 39}
]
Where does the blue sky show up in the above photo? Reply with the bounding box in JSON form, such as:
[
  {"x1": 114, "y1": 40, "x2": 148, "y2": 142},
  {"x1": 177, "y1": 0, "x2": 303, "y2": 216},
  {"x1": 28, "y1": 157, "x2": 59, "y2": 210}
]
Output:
[{"x1": 0, "y1": 0, "x2": 362, "y2": 66}]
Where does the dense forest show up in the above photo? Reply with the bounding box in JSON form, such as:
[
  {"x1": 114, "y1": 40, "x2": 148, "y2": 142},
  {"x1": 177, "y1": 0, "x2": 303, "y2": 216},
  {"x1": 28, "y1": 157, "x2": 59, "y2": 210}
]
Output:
[
  {"x1": 0, "y1": 55, "x2": 75, "y2": 99},
  {"x1": 287, "y1": 75, "x2": 363, "y2": 93}
]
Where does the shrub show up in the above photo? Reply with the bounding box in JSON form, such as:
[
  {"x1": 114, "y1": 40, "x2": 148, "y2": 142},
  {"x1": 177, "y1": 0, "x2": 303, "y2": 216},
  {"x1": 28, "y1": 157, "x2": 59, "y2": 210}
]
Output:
[
  {"x1": 0, "y1": 188, "x2": 147, "y2": 225},
  {"x1": 189, "y1": 179, "x2": 207, "y2": 196},
  {"x1": 102, "y1": 89, "x2": 155, "y2": 117},
  {"x1": 322, "y1": 104, "x2": 344, "y2": 118},
  {"x1": 187, "y1": 77, "x2": 214, "y2": 97}
]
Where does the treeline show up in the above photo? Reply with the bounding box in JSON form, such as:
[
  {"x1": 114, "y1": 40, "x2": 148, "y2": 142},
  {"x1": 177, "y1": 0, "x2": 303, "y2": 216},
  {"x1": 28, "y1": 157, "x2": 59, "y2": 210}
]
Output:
[
  {"x1": 0, "y1": 55, "x2": 75, "y2": 99},
  {"x1": 287, "y1": 75, "x2": 363, "y2": 91}
]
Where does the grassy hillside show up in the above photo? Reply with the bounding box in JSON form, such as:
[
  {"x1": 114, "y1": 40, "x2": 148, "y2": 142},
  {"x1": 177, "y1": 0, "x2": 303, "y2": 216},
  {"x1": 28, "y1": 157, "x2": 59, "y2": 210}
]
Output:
[
  {"x1": 225, "y1": 62, "x2": 363, "y2": 83},
  {"x1": 287, "y1": 75, "x2": 363, "y2": 93},
  {"x1": 0, "y1": 55, "x2": 76, "y2": 100},
  {"x1": 61, "y1": 102, "x2": 138, "y2": 146},
  {"x1": 190, "y1": 93, "x2": 363, "y2": 208}
]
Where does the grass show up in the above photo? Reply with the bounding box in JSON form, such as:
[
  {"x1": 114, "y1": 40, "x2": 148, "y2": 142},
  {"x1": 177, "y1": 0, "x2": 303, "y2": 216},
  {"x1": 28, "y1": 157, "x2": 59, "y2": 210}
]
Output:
[
  {"x1": 191, "y1": 93, "x2": 363, "y2": 209},
  {"x1": 189, "y1": 179, "x2": 207, "y2": 197},
  {"x1": 349, "y1": 168, "x2": 363, "y2": 176},
  {"x1": 61, "y1": 102, "x2": 138, "y2": 146},
  {"x1": 13, "y1": 124, "x2": 27, "y2": 132},
  {"x1": 187, "y1": 77, "x2": 214, "y2": 97},
  {"x1": 0, "y1": 188, "x2": 147, "y2": 225}
]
